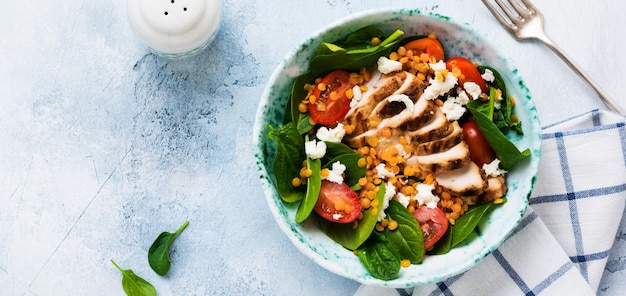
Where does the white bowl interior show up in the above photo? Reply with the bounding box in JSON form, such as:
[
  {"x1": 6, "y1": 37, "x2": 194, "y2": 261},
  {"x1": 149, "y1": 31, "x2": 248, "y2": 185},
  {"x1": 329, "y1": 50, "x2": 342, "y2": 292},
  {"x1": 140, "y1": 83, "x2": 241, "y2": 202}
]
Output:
[{"x1": 253, "y1": 9, "x2": 541, "y2": 288}]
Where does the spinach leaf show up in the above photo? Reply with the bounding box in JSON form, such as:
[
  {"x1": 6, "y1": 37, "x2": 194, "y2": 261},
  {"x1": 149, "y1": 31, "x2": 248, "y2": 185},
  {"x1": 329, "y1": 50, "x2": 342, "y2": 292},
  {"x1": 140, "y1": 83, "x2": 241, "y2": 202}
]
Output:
[
  {"x1": 111, "y1": 259, "x2": 157, "y2": 296},
  {"x1": 335, "y1": 26, "x2": 386, "y2": 49},
  {"x1": 467, "y1": 101, "x2": 530, "y2": 170},
  {"x1": 383, "y1": 200, "x2": 424, "y2": 263},
  {"x1": 295, "y1": 157, "x2": 321, "y2": 223},
  {"x1": 148, "y1": 221, "x2": 189, "y2": 276},
  {"x1": 308, "y1": 29, "x2": 404, "y2": 77},
  {"x1": 450, "y1": 201, "x2": 502, "y2": 248},
  {"x1": 268, "y1": 123, "x2": 306, "y2": 202},
  {"x1": 296, "y1": 113, "x2": 315, "y2": 134},
  {"x1": 478, "y1": 66, "x2": 523, "y2": 134},
  {"x1": 287, "y1": 72, "x2": 316, "y2": 125},
  {"x1": 356, "y1": 232, "x2": 401, "y2": 280},
  {"x1": 318, "y1": 183, "x2": 386, "y2": 250},
  {"x1": 323, "y1": 141, "x2": 366, "y2": 187}
]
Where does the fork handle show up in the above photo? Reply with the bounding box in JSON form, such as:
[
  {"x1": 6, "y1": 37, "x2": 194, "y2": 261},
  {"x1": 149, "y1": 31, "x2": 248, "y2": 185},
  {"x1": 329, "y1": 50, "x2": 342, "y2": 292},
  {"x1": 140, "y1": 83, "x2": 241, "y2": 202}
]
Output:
[{"x1": 535, "y1": 35, "x2": 625, "y2": 114}]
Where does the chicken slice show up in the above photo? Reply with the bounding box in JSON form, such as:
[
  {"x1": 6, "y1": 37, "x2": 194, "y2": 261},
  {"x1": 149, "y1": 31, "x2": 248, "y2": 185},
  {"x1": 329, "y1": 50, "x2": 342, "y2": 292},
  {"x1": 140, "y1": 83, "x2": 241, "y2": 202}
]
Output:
[
  {"x1": 435, "y1": 161, "x2": 487, "y2": 197},
  {"x1": 410, "y1": 141, "x2": 470, "y2": 175},
  {"x1": 413, "y1": 121, "x2": 463, "y2": 156}
]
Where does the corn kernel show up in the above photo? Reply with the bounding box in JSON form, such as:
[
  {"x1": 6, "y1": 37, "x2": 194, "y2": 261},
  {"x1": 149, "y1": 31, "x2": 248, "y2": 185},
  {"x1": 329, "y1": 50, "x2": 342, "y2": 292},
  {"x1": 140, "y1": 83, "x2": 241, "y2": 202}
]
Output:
[
  {"x1": 357, "y1": 158, "x2": 367, "y2": 168},
  {"x1": 343, "y1": 124, "x2": 355, "y2": 135},
  {"x1": 298, "y1": 102, "x2": 308, "y2": 113},
  {"x1": 316, "y1": 102, "x2": 326, "y2": 111},
  {"x1": 317, "y1": 83, "x2": 326, "y2": 91},
  {"x1": 375, "y1": 224, "x2": 385, "y2": 232},
  {"x1": 367, "y1": 136, "x2": 378, "y2": 147},
  {"x1": 345, "y1": 88, "x2": 354, "y2": 99},
  {"x1": 292, "y1": 177, "x2": 302, "y2": 187},
  {"x1": 388, "y1": 220, "x2": 398, "y2": 231}
]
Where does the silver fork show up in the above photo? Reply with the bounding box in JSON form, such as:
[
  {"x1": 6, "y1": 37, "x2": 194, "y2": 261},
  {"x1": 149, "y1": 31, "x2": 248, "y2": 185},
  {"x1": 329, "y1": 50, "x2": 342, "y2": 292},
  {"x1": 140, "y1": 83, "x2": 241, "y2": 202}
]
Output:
[{"x1": 481, "y1": 0, "x2": 625, "y2": 114}]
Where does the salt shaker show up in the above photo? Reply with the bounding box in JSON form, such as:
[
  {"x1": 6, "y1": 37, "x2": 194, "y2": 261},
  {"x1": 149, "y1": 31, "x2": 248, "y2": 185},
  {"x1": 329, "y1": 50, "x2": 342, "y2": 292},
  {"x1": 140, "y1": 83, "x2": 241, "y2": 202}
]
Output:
[{"x1": 127, "y1": 0, "x2": 222, "y2": 59}]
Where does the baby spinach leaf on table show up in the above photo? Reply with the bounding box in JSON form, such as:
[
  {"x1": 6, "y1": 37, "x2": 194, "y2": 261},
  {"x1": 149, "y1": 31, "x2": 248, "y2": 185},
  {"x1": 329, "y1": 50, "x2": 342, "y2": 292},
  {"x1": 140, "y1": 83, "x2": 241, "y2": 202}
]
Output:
[
  {"x1": 356, "y1": 232, "x2": 401, "y2": 280},
  {"x1": 383, "y1": 200, "x2": 425, "y2": 263},
  {"x1": 318, "y1": 183, "x2": 386, "y2": 250},
  {"x1": 148, "y1": 221, "x2": 189, "y2": 276},
  {"x1": 467, "y1": 101, "x2": 531, "y2": 170},
  {"x1": 450, "y1": 201, "x2": 503, "y2": 248},
  {"x1": 110, "y1": 259, "x2": 157, "y2": 296},
  {"x1": 268, "y1": 123, "x2": 306, "y2": 203},
  {"x1": 295, "y1": 157, "x2": 321, "y2": 223}
]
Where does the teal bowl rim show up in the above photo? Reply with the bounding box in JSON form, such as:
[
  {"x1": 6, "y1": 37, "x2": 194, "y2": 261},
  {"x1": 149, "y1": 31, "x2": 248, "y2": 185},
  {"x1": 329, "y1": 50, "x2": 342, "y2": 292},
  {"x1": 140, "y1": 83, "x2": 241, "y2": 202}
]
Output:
[{"x1": 253, "y1": 8, "x2": 541, "y2": 287}]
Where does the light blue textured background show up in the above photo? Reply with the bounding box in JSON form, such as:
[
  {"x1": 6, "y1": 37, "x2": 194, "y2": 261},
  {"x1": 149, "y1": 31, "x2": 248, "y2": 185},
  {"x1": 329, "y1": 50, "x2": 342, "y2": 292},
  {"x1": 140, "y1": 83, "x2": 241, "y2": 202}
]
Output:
[{"x1": 1, "y1": 0, "x2": 624, "y2": 295}]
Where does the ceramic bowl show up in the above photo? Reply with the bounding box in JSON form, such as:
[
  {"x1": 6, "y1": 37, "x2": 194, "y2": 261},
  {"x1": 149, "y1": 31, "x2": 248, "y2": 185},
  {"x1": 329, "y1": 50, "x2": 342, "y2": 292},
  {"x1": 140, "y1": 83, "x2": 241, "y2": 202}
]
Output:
[{"x1": 253, "y1": 9, "x2": 541, "y2": 287}]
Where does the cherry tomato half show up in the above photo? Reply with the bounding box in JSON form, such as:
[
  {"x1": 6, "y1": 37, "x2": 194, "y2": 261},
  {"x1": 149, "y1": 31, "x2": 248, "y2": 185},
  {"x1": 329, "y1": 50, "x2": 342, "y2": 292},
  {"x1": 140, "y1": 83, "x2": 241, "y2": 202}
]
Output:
[
  {"x1": 404, "y1": 37, "x2": 445, "y2": 62},
  {"x1": 412, "y1": 206, "x2": 449, "y2": 250},
  {"x1": 445, "y1": 57, "x2": 488, "y2": 94},
  {"x1": 462, "y1": 119, "x2": 496, "y2": 167},
  {"x1": 314, "y1": 180, "x2": 362, "y2": 223},
  {"x1": 308, "y1": 70, "x2": 354, "y2": 125}
]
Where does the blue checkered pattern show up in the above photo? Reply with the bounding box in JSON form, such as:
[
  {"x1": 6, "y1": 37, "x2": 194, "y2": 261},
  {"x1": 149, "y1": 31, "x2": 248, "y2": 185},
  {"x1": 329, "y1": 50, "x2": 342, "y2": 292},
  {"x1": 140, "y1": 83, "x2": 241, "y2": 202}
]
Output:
[{"x1": 356, "y1": 110, "x2": 626, "y2": 296}]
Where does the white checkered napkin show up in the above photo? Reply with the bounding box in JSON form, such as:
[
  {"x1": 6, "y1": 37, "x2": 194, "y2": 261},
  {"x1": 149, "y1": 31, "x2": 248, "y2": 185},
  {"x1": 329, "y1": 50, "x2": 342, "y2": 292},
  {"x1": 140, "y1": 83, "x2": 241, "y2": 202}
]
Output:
[{"x1": 355, "y1": 110, "x2": 626, "y2": 296}]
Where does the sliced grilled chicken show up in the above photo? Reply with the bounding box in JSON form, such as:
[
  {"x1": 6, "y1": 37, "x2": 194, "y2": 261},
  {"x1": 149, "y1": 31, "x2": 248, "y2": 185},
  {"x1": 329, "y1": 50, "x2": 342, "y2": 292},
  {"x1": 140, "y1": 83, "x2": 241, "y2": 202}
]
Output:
[
  {"x1": 410, "y1": 141, "x2": 470, "y2": 175},
  {"x1": 479, "y1": 175, "x2": 507, "y2": 203},
  {"x1": 435, "y1": 161, "x2": 487, "y2": 197},
  {"x1": 341, "y1": 70, "x2": 498, "y2": 200},
  {"x1": 413, "y1": 121, "x2": 463, "y2": 156}
]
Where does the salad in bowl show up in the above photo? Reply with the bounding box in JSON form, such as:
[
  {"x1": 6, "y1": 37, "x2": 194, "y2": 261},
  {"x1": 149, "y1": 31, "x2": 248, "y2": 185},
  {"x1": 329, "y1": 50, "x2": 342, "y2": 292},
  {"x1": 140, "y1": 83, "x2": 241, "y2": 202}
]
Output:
[{"x1": 253, "y1": 9, "x2": 541, "y2": 287}]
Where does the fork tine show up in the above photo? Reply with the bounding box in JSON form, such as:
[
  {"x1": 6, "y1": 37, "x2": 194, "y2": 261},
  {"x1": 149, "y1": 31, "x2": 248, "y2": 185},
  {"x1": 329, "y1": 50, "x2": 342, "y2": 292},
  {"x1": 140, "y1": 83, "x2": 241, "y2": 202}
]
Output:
[
  {"x1": 494, "y1": 0, "x2": 522, "y2": 25},
  {"x1": 507, "y1": 0, "x2": 530, "y2": 17},
  {"x1": 519, "y1": 0, "x2": 543, "y2": 16},
  {"x1": 481, "y1": 0, "x2": 516, "y2": 30}
]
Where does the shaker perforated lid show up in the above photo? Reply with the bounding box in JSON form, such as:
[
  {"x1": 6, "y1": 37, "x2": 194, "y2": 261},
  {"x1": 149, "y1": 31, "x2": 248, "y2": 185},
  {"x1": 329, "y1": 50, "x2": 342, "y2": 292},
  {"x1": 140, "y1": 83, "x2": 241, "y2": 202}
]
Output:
[{"x1": 127, "y1": 0, "x2": 221, "y2": 58}]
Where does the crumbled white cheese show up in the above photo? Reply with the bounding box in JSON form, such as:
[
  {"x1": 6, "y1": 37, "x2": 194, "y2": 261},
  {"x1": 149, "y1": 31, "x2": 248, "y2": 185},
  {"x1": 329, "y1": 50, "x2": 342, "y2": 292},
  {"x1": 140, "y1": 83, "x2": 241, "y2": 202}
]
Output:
[
  {"x1": 316, "y1": 123, "x2": 346, "y2": 143},
  {"x1": 430, "y1": 60, "x2": 447, "y2": 71},
  {"x1": 421, "y1": 62, "x2": 458, "y2": 101},
  {"x1": 387, "y1": 94, "x2": 414, "y2": 113},
  {"x1": 464, "y1": 81, "x2": 482, "y2": 100},
  {"x1": 415, "y1": 183, "x2": 439, "y2": 209},
  {"x1": 455, "y1": 90, "x2": 471, "y2": 105},
  {"x1": 377, "y1": 56, "x2": 403, "y2": 74},
  {"x1": 481, "y1": 68, "x2": 495, "y2": 82},
  {"x1": 332, "y1": 213, "x2": 343, "y2": 220},
  {"x1": 441, "y1": 90, "x2": 472, "y2": 121},
  {"x1": 376, "y1": 163, "x2": 395, "y2": 179},
  {"x1": 483, "y1": 158, "x2": 507, "y2": 177},
  {"x1": 378, "y1": 181, "x2": 396, "y2": 221},
  {"x1": 304, "y1": 139, "x2": 326, "y2": 159},
  {"x1": 493, "y1": 92, "x2": 504, "y2": 110},
  {"x1": 441, "y1": 99, "x2": 466, "y2": 121},
  {"x1": 350, "y1": 85, "x2": 362, "y2": 108},
  {"x1": 323, "y1": 161, "x2": 346, "y2": 184},
  {"x1": 397, "y1": 192, "x2": 411, "y2": 208}
]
